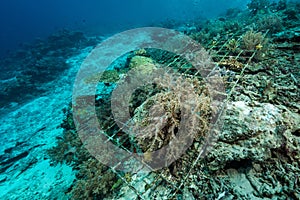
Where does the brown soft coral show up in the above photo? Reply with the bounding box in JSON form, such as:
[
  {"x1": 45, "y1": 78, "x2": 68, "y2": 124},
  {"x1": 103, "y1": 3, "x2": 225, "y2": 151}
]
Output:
[
  {"x1": 130, "y1": 72, "x2": 211, "y2": 167},
  {"x1": 242, "y1": 29, "x2": 268, "y2": 60},
  {"x1": 242, "y1": 30, "x2": 266, "y2": 51}
]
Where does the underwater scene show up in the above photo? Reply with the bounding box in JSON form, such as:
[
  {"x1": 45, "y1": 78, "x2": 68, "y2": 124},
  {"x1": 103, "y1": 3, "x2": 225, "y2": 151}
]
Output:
[{"x1": 0, "y1": 0, "x2": 299, "y2": 199}]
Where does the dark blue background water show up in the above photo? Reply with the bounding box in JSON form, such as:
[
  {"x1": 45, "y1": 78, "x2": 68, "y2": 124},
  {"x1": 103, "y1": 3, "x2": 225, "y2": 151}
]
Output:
[{"x1": 0, "y1": 0, "x2": 249, "y2": 57}]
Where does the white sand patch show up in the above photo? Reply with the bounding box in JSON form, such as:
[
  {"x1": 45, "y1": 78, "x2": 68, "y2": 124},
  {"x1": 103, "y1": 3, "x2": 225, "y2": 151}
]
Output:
[{"x1": 0, "y1": 46, "x2": 92, "y2": 200}]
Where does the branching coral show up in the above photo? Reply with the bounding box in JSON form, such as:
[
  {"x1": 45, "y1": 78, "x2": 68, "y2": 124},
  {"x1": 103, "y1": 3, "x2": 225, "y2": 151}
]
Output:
[
  {"x1": 226, "y1": 38, "x2": 240, "y2": 53},
  {"x1": 277, "y1": 0, "x2": 287, "y2": 11},
  {"x1": 70, "y1": 158, "x2": 119, "y2": 199},
  {"x1": 47, "y1": 101, "x2": 121, "y2": 199},
  {"x1": 247, "y1": 0, "x2": 271, "y2": 15},
  {"x1": 47, "y1": 106, "x2": 90, "y2": 165},
  {"x1": 47, "y1": 130, "x2": 82, "y2": 164},
  {"x1": 256, "y1": 14, "x2": 283, "y2": 33}
]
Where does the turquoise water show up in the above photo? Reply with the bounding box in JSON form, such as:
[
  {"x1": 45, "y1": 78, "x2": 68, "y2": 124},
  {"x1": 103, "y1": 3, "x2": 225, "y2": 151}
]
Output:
[{"x1": 0, "y1": 0, "x2": 299, "y2": 199}]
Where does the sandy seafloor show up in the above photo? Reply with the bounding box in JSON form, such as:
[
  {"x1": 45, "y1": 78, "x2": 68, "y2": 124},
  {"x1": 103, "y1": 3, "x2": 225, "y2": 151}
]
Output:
[{"x1": 0, "y1": 47, "x2": 93, "y2": 199}]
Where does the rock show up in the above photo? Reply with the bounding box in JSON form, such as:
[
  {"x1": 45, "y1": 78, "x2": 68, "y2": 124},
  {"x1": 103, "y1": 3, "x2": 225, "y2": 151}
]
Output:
[
  {"x1": 129, "y1": 55, "x2": 157, "y2": 74},
  {"x1": 206, "y1": 101, "x2": 283, "y2": 171}
]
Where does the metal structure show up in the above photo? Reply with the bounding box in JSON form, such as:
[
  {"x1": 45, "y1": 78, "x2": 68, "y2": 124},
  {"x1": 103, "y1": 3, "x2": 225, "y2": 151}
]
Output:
[{"x1": 99, "y1": 30, "x2": 269, "y2": 199}]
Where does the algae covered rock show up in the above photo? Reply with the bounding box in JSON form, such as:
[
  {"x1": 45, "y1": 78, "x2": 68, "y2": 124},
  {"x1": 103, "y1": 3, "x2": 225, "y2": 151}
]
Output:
[
  {"x1": 282, "y1": 111, "x2": 300, "y2": 163},
  {"x1": 128, "y1": 55, "x2": 157, "y2": 75},
  {"x1": 84, "y1": 70, "x2": 121, "y2": 84},
  {"x1": 206, "y1": 101, "x2": 283, "y2": 171}
]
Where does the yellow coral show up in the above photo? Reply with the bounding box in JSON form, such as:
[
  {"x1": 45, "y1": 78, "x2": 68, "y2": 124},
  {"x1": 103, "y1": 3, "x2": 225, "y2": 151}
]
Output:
[
  {"x1": 129, "y1": 56, "x2": 157, "y2": 75},
  {"x1": 255, "y1": 43, "x2": 263, "y2": 50},
  {"x1": 134, "y1": 48, "x2": 147, "y2": 56}
]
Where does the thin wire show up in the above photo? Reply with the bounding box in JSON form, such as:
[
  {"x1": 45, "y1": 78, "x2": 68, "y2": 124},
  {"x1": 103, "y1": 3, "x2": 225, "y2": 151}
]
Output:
[{"x1": 108, "y1": 30, "x2": 269, "y2": 199}]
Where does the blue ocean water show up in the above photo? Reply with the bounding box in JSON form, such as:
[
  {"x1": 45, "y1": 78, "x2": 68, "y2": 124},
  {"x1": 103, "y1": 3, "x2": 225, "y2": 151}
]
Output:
[
  {"x1": 0, "y1": 0, "x2": 299, "y2": 199},
  {"x1": 0, "y1": 0, "x2": 249, "y2": 57}
]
